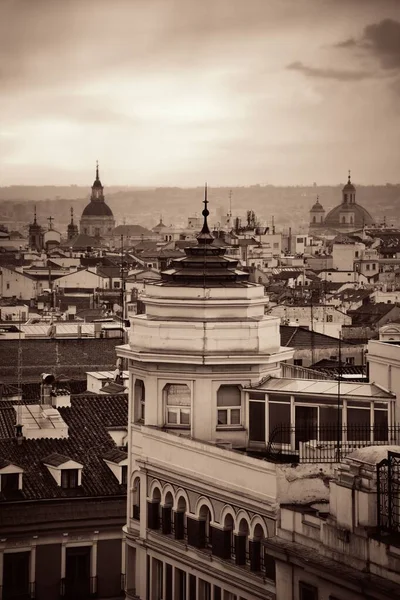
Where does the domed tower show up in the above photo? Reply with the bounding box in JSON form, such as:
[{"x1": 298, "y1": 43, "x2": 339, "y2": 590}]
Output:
[
  {"x1": 309, "y1": 196, "x2": 325, "y2": 230},
  {"x1": 324, "y1": 171, "x2": 374, "y2": 232},
  {"x1": 79, "y1": 162, "x2": 115, "y2": 238},
  {"x1": 28, "y1": 206, "x2": 44, "y2": 251},
  {"x1": 67, "y1": 207, "x2": 79, "y2": 240}
]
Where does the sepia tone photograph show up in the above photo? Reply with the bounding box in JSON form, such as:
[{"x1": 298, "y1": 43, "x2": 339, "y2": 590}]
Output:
[{"x1": 1, "y1": 0, "x2": 400, "y2": 599}]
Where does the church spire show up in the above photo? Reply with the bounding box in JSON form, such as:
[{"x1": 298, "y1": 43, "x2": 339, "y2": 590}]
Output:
[
  {"x1": 96, "y1": 160, "x2": 99, "y2": 181},
  {"x1": 33, "y1": 205, "x2": 37, "y2": 225},
  {"x1": 70, "y1": 207, "x2": 74, "y2": 225}
]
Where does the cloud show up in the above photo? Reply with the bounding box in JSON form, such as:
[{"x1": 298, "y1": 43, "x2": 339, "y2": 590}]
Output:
[
  {"x1": 335, "y1": 19, "x2": 400, "y2": 70},
  {"x1": 286, "y1": 61, "x2": 373, "y2": 81},
  {"x1": 362, "y1": 19, "x2": 400, "y2": 68}
]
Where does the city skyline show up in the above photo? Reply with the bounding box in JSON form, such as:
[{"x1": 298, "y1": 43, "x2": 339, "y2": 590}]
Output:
[{"x1": 1, "y1": 0, "x2": 400, "y2": 186}]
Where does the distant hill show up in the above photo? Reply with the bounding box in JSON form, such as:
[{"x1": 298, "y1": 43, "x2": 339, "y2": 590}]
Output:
[{"x1": 1, "y1": 184, "x2": 399, "y2": 233}]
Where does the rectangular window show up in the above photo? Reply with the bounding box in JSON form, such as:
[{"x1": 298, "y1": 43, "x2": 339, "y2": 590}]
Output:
[
  {"x1": 3, "y1": 552, "x2": 30, "y2": 599},
  {"x1": 61, "y1": 469, "x2": 79, "y2": 489},
  {"x1": 366, "y1": 264, "x2": 370, "y2": 270},
  {"x1": 264, "y1": 552, "x2": 276, "y2": 581},
  {"x1": 1, "y1": 472, "x2": 19, "y2": 492},
  {"x1": 269, "y1": 402, "x2": 290, "y2": 444},
  {"x1": 345, "y1": 357, "x2": 355, "y2": 365},
  {"x1": 166, "y1": 384, "x2": 191, "y2": 428},
  {"x1": 347, "y1": 407, "x2": 370, "y2": 441},
  {"x1": 199, "y1": 578, "x2": 211, "y2": 600},
  {"x1": 299, "y1": 582, "x2": 318, "y2": 600},
  {"x1": 294, "y1": 359, "x2": 303, "y2": 366},
  {"x1": 113, "y1": 281, "x2": 121, "y2": 288},
  {"x1": 372, "y1": 264, "x2": 376, "y2": 269},
  {"x1": 217, "y1": 385, "x2": 242, "y2": 427},
  {"x1": 121, "y1": 465, "x2": 127, "y2": 485}
]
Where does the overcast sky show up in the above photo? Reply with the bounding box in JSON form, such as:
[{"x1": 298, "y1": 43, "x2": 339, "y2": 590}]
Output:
[{"x1": 1, "y1": 0, "x2": 400, "y2": 186}]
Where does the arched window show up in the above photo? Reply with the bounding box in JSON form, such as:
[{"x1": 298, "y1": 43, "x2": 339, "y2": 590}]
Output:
[
  {"x1": 217, "y1": 385, "x2": 241, "y2": 427},
  {"x1": 312, "y1": 216, "x2": 316, "y2": 223},
  {"x1": 250, "y1": 523, "x2": 265, "y2": 572},
  {"x1": 161, "y1": 491, "x2": 173, "y2": 535},
  {"x1": 199, "y1": 505, "x2": 212, "y2": 549},
  {"x1": 147, "y1": 487, "x2": 161, "y2": 530},
  {"x1": 174, "y1": 496, "x2": 187, "y2": 540},
  {"x1": 132, "y1": 477, "x2": 140, "y2": 520},
  {"x1": 342, "y1": 216, "x2": 346, "y2": 224},
  {"x1": 164, "y1": 384, "x2": 191, "y2": 428},
  {"x1": 235, "y1": 518, "x2": 250, "y2": 566},
  {"x1": 134, "y1": 379, "x2": 145, "y2": 422},
  {"x1": 350, "y1": 216, "x2": 353, "y2": 224}
]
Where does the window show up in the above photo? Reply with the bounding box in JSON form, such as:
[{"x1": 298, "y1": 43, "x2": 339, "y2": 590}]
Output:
[
  {"x1": 345, "y1": 357, "x2": 355, "y2": 365},
  {"x1": 372, "y1": 263, "x2": 376, "y2": 269},
  {"x1": 299, "y1": 582, "x2": 318, "y2": 600},
  {"x1": 217, "y1": 385, "x2": 241, "y2": 427},
  {"x1": 113, "y1": 281, "x2": 121, "y2": 288},
  {"x1": 1, "y1": 472, "x2": 19, "y2": 492},
  {"x1": 165, "y1": 383, "x2": 191, "y2": 427},
  {"x1": 366, "y1": 264, "x2": 370, "y2": 271},
  {"x1": 355, "y1": 251, "x2": 359, "y2": 258},
  {"x1": 121, "y1": 465, "x2": 127, "y2": 485},
  {"x1": 61, "y1": 469, "x2": 79, "y2": 489},
  {"x1": 134, "y1": 379, "x2": 145, "y2": 421},
  {"x1": 132, "y1": 477, "x2": 140, "y2": 520},
  {"x1": 273, "y1": 242, "x2": 279, "y2": 249},
  {"x1": 3, "y1": 552, "x2": 30, "y2": 600},
  {"x1": 326, "y1": 314, "x2": 333, "y2": 322},
  {"x1": 294, "y1": 359, "x2": 303, "y2": 366},
  {"x1": 6, "y1": 282, "x2": 10, "y2": 290}
]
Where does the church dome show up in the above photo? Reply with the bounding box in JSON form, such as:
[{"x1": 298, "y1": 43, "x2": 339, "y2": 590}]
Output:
[
  {"x1": 82, "y1": 201, "x2": 114, "y2": 217},
  {"x1": 324, "y1": 203, "x2": 374, "y2": 228}
]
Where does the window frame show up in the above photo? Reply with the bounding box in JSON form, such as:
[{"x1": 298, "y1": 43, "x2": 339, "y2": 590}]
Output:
[
  {"x1": 216, "y1": 385, "x2": 242, "y2": 429},
  {"x1": 61, "y1": 468, "x2": 79, "y2": 489},
  {"x1": 299, "y1": 581, "x2": 319, "y2": 600},
  {"x1": 164, "y1": 383, "x2": 191, "y2": 429}
]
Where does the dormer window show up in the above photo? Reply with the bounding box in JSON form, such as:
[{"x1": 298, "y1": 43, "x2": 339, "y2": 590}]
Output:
[
  {"x1": 61, "y1": 469, "x2": 79, "y2": 489},
  {"x1": 0, "y1": 459, "x2": 24, "y2": 493},
  {"x1": 103, "y1": 448, "x2": 128, "y2": 485},
  {"x1": 43, "y1": 453, "x2": 83, "y2": 488}
]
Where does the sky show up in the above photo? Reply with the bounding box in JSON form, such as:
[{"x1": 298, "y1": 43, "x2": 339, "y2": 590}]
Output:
[{"x1": 1, "y1": 0, "x2": 400, "y2": 186}]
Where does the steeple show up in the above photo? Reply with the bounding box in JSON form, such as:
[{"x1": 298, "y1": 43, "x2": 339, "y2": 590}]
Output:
[
  {"x1": 342, "y1": 169, "x2": 356, "y2": 205},
  {"x1": 67, "y1": 207, "x2": 79, "y2": 240},
  {"x1": 91, "y1": 161, "x2": 104, "y2": 201},
  {"x1": 161, "y1": 184, "x2": 248, "y2": 286},
  {"x1": 197, "y1": 183, "x2": 214, "y2": 245},
  {"x1": 33, "y1": 205, "x2": 37, "y2": 225}
]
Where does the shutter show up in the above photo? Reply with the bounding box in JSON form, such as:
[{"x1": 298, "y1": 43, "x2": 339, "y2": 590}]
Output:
[
  {"x1": 187, "y1": 517, "x2": 206, "y2": 548},
  {"x1": 147, "y1": 501, "x2": 160, "y2": 530},
  {"x1": 211, "y1": 527, "x2": 231, "y2": 559},
  {"x1": 249, "y1": 540, "x2": 261, "y2": 571},
  {"x1": 174, "y1": 511, "x2": 184, "y2": 540},
  {"x1": 235, "y1": 534, "x2": 246, "y2": 565},
  {"x1": 162, "y1": 506, "x2": 172, "y2": 534}
]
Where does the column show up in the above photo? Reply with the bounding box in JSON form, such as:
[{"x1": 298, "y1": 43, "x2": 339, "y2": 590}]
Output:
[
  {"x1": 264, "y1": 394, "x2": 269, "y2": 445},
  {"x1": 162, "y1": 559, "x2": 167, "y2": 600},
  {"x1": 370, "y1": 401, "x2": 375, "y2": 442},
  {"x1": 290, "y1": 395, "x2": 295, "y2": 450},
  {"x1": 342, "y1": 399, "x2": 347, "y2": 443},
  {"x1": 29, "y1": 544, "x2": 36, "y2": 591}
]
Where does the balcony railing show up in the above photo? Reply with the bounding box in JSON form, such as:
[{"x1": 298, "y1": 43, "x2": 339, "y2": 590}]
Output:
[
  {"x1": 0, "y1": 583, "x2": 36, "y2": 600},
  {"x1": 266, "y1": 424, "x2": 400, "y2": 464},
  {"x1": 60, "y1": 576, "x2": 97, "y2": 599}
]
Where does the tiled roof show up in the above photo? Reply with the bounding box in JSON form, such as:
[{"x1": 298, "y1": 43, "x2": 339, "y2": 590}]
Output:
[
  {"x1": 0, "y1": 394, "x2": 128, "y2": 502},
  {"x1": 280, "y1": 326, "x2": 355, "y2": 349},
  {"x1": 0, "y1": 458, "x2": 12, "y2": 470},
  {"x1": 103, "y1": 448, "x2": 127, "y2": 464},
  {"x1": 43, "y1": 453, "x2": 74, "y2": 467}
]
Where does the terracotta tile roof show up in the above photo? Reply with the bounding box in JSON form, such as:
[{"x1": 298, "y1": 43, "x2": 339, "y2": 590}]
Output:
[{"x1": 0, "y1": 394, "x2": 128, "y2": 502}]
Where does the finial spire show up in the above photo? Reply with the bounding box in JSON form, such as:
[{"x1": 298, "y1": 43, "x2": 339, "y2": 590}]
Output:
[
  {"x1": 70, "y1": 207, "x2": 74, "y2": 223},
  {"x1": 197, "y1": 182, "x2": 214, "y2": 245},
  {"x1": 48, "y1": 216, "x2": 54, "y2": 230},
  {"x1": 33, "y1": 205, "x2": 37, "y2": 225},
  {"x1": 96, "y1": 160, "x2": 99, "y2": 180},
  {"x1": 348, "y1": 169, "x2": 351, "y2": 184}
]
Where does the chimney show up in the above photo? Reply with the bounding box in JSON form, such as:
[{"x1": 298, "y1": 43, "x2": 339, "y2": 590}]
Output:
[
  {"x1": 15, "y1": 423, "x2": 24, "y2": 445},
  {"x1": 40, "y1": 373, "x2": 56, "y2": 405}
]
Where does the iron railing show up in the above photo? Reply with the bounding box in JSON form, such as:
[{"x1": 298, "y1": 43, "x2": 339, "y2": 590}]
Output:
[
  {"x1": 266, "y1": 424, "x2": 400, "y2": 464},
  {"x1": 60, "y1": 576, "x2": 97, "y2": 599},
  {"x1": 0, "y1": 582, "x2": 35, "y2": 600},
  {"x1": 378, "y1": 451, "x2": 400, "y2": 535}
]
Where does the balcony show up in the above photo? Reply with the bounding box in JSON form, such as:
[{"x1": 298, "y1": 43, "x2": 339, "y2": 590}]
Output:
[
  {"x1": 0, "y1": 582, "x2": 35, "y2": 600},
  {"x1": 60, "y1": 576, "x2": 97, "y2": 599},
  {"x1": 266, "y1": 424, "x2": 400, "y2": 464}
]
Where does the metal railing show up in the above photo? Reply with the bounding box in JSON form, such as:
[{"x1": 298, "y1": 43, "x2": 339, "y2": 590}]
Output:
[
  {"x1": 60, "y1": 576, "x2": 97, "y2": 599},
  {"x1": 266, "y1": 424, "x2": 400, "y2": 464},
  {"x1": 378, "y1": 450, "x2": 400, "y2": 535},
  {"x1": 0, "y1": 582, "x2": 35, "y2": 600}
]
